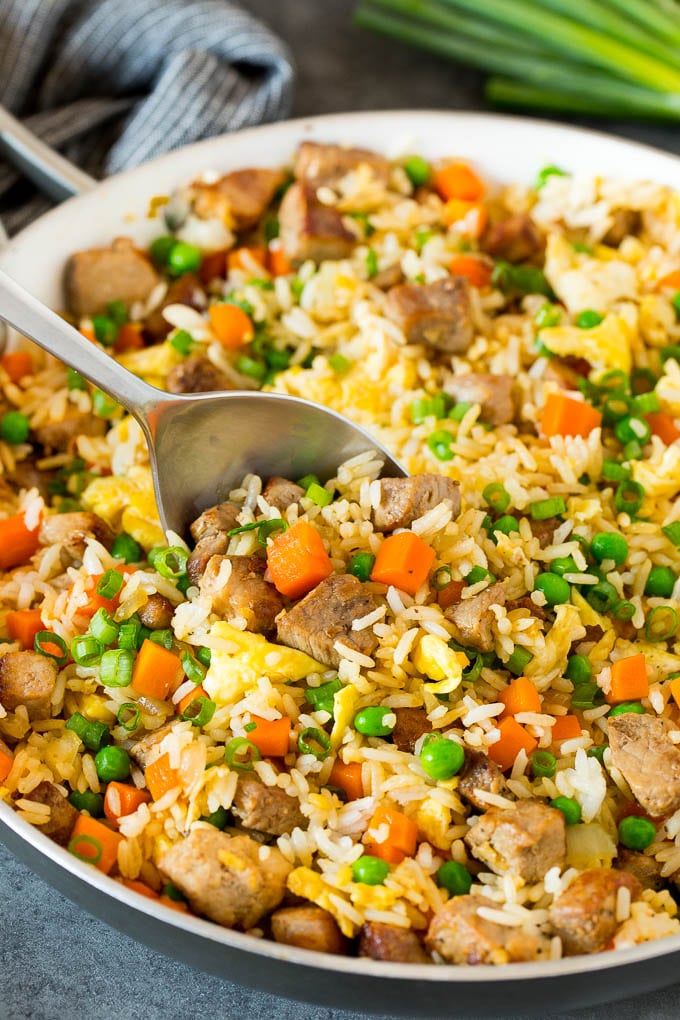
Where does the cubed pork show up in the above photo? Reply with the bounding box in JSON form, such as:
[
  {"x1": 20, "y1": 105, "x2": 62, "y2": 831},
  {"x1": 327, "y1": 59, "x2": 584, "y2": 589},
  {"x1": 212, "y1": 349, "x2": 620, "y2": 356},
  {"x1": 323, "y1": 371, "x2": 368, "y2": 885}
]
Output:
[
  {"x1": 427, "y1": 894, "x2": 542, "y2": 964},
  {"x1": 271, "y1": 906, "x2": 348, "y2": 955},
  {"x1": 64, "y1": 237, "x2": 159, "y2": 318},
  {"x1": 294, "y1": 141, "x2": 390, "y2": 189},
  {"x1": 384, "y1": 277, "x2": 474, "y2": 353},
  {"x1": 279, "y1": 183, "x2": 355, "y2": 266},
  {"x1": 444, "y1": 582, "x2": 506, "y2": 653},
  {"x1": 0, "y1": 651, "x2": 57, "y2": 721},
  {"x1": 359, "y1": 922, "x2": 430, "y2": 963},
  {"x1": 232, "y1": 775, "x2": 305, "y2": 836},
  {"x1": 457, "y1": 750, "x2": 510, "y2": 811},
  {"x1": 166, "y1": 354, "x2": 232, "y2": 394},
  {"x1": 464, "y1": 800, "x2": 566, "y2": 883},
  {"x1": 372, "y1": 475, "x2": 461, "y2": 533},
  {"x1": 443, "y1": 373, "x2": 514, "y2": 426},
  {"x1": 548, "y1": 869, "x2": 641, "y2": 955},
  {"x1": 199, "y1": 555, "x2": 284, "y2": 635},
  {"x1": 608, "y1": 712, "x2": 680, "y2": 817}
]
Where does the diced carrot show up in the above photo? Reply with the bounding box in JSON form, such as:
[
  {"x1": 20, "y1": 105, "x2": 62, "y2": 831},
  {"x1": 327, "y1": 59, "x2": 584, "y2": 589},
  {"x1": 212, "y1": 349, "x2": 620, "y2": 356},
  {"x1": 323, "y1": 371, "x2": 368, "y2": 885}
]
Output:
[
  {"x1": 551, "y1": 714, "x2": 582, "y2": 743},
  {"x1": 541, "y1": 392, "x2": 602, "y2": 439},
  {"x1": 199, "y1": 248, "x2": 228, "y2": 284},
  {"x1": 80, "y1": 327, "x2": 97, "y2": 343},
  {"x1": 0, "y1": 742, "x2": 13, "y2": 783},
  {"x1": 0, "y1": 513, "x2": 40, "y2": 570},
  {"x1": 656, "y1": 269, "x2": 680, "y2": 290},
  {"x1": 436, "y1": 579, "x2": 465, "y2": 610},
  {"x1": 607, "y1": 653, "x2": 649, "y2": 705},
  {"x1": 227, "y1": 246, "x2": 267, "y2": 274},
  {"x1": 104, "y1": 781, "x2": 152, "y2": 825},
  {"x1": 132, "y1": 639, "x2": 184, "y2": 701},
  {"x1": 69, "y1": 813, "x2": 123, "y2": 875},
  {"x1": 488, "y1": 717, "x2": 538, "y2": 771},
  {"x1": 647, "y1": 411, "x2": 680, "y2": 446},
  {"x1": 434, "y1": 161, "x2": 486, "y2": 203},
  {"x1": 114, "y1": 323, "x2": 144, "y2": 353},
  {"x1": 6, "y1": 608, "x2": 44, "y2": 649},
  {"x1": 266, "y1": 520, "x2": 333, "y2": 599},
  {"x1": 71, "y1": 567, "x2": 132, "y2": 621},
  {"x1": 268, "y1": 242, "x2": 294, "y2": 277},
  {"x1": 145, "y1": 752, "x2": 180, "y2": 801},
  {"x1": 248, "y1": 715, "x2": 291, "y2": 757},
  {"x1": 371, "y1": 531, "x2": 436, "y2": 596},
  {"x1": 365, "y1": 804, "x2": 418, "y2": 865},
  {"x1": 177, "y1": 684, "x2": 206, "y2": 715},
  {"x1": 442, "y1": 200, "x2": 487, "y2": 238},
  {"x1": 499, "y1": 676, "x2": 541, "y2": 718},
  {"x1": 1, "y1": 351, "x2": 33, "y2": 383},
  {"x1": 123, "y1": 878, "x2": 159, "y2": 899},
  {"x1": 208, "y1": 302, "x2": 255, "y2": 349},
  {"x1": 449, "y1": 253, "x2": 492, "y2": 288},
  {"x1": 670, "y1": 675, "x2": 680, "y2": 711},
  {"x1": 329, "y1": 759, "x2": 363, "y2": 801}
]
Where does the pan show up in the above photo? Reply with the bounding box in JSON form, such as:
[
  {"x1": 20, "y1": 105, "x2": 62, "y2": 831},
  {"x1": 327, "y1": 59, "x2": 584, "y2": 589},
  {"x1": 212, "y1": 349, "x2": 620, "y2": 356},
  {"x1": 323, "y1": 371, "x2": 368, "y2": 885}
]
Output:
[{"x1": 2, "y1": 109, "x2": 680, "y2": 1016}]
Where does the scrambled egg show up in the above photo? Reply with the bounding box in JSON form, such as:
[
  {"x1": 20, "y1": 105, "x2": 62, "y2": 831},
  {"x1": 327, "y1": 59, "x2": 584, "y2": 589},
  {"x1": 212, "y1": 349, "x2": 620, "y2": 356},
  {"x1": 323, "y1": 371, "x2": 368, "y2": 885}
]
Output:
[
  {"x1": 203, "y1": 621, "x2": 323, "y2": 707},
  {"x1": 413, "y1": 635, "x2": 468, "y2": 695},
  {"x1": 117, "y1": 341, "x2": 183, "y2": 389},
  {"x1": 415, "y1": 797, "x2": 452, "y2": 850},
  {"x1": 83, "y1": 464, "x2": 164, "y2": 550},
  {"x1": 287, "y1": 867, "x2": 357, "y2": 936},
  {"x1": 539, "y1": 313, "x2": 633, "y2": 375},
  {"x1": 330, "y1": 683, "x2": 360, "y2": 751},
  {"x1": 544, "y1": 233, "x2": 638, "y2": 316}
]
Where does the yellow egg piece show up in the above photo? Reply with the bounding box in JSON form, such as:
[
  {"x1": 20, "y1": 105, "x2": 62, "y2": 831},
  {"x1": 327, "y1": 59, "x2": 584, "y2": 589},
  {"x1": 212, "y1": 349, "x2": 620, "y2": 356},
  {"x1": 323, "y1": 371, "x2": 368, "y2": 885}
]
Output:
[
  {"x1": 117, "y1": 341, "x2": 183, "y2": 388},
  {"x1": 539, "y1": 313, "x2": 633, "y2": 374},
  {"x1": 330, "y1": 683, "x2": 360, "y2": 750},
  {"x1": 82, "y1": 465, "x2": 163, "y2": 550},
  {"x1": 415, "y1": 796, "x2": 452, "y2": 850},
  {"x1": 287, "y1": 867, "x2": 357, "y2": 937},
  {"x1": 413, "y1": 635, "x2": 468, "y2": 695}
]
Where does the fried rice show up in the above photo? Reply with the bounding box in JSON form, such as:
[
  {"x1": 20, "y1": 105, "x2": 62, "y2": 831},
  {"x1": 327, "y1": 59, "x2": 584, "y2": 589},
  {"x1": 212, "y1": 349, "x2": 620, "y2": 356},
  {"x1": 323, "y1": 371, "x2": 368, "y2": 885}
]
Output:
[{"x1": 1, "y1": 141, "x2": 680, "y2": 964}]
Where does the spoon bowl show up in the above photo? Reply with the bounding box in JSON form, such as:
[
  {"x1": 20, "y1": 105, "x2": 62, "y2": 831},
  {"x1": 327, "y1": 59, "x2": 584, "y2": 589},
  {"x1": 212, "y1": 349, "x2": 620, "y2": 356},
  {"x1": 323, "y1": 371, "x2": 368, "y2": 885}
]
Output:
[{"x1": 0, "y1": 270, "x2": 406, "y2": 537}]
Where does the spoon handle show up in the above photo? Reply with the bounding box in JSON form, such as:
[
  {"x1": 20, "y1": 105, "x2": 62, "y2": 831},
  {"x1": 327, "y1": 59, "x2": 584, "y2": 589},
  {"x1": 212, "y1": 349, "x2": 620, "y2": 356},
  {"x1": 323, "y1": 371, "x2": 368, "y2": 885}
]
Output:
[
  {"x1": 0, "y1": 105, "x2": 96, "y2": 202},
  {"x1": 0, "y1": 269, "x2": 161, "y2": 421}
]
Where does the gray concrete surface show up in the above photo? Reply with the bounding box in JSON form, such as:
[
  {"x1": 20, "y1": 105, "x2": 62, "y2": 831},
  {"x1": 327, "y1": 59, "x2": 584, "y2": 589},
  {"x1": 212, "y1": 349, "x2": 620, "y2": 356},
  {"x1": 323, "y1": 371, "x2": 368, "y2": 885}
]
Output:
[{"x1": 4, "y1": 1, "x2": 680, "y2": 1017}]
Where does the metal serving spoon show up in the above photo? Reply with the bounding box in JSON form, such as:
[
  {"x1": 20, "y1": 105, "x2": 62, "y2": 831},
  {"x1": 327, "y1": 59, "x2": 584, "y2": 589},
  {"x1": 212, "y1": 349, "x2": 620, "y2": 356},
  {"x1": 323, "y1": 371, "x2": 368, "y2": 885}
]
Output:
[{"x1": 0, "y1": 270, "x2": 405, "y2": 538}]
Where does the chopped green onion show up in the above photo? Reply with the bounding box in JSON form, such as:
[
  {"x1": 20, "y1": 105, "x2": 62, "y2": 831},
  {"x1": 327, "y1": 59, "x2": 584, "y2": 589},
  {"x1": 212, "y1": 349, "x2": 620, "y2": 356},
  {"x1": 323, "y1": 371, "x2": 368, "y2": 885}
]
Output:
[
  {"x1": 403, "y1": 155, "x2": 430, "y2": 187},
  {"x1": 34, "y1": 630, "x2": 68, "y2": 665},
  {"x1": 118, "y1": 618, "x2": 142, "y2": 651},
  {"x1": 534, "y1": 302, "x2": 561, "y2": 328},
  {"x1": 347, "y1": 552, "x2": 375, "y2": 582},
  {"x1": 89, "y1": 608, "x2": 119, "y2": 646},
  {"x1": 100, "y1": 648, "x2": 134, "y2": 688},
  {"x1": 432, "y1": 565, "x2": 453, "y2": 590},
  {"x1": 70, "y1": 635, "x2": 103, "y2": 668},
  {"x1": 106, "y1": 300, "x2": 128, "y2": 326},
  {"x1": 614, "y1": 480, "x2": 645, "y2": 516},
  {"x1": 661, "y1": 345, "x2": 680, "y2": 365},
  {"x1": 181, "y1": 650, "x2": 205, "y2": 685},
  {"x1": 482, "y1": 482, "x2": 511, "y2": 513},
  {"x1": 65, "y1": 713, "x2": 111, "y2": 752},
  {"x1": 448, "y1": 401, "x2": 473, "y2": 422},
  {"x1": 622, "y1": 440, "x2": 643, "y2": 462},
  {"x1": 529, "y1": 496, "x2": 566, "y2": 520},
  {"x1": 298, "y1": 727, "x2": 331, "y2": 760},
  {"x1": 67, "y1": 368, "x2": 86, "y2": 391},
  {"x1": 645, "y1": 605, "x2": 678, "y2": 642},
  {"x1": 491, "y1": 260, "x2": 553, "y2": 298},
  {"x1": 602, "y1": 459, "x2": 631, "y2": 482},
  {"x1": 427, "y1": 428, "x2": 454, "y2": 461},
  {"x1": 117, "y1": 702, "x2": 141, "y2": 731},
  {"x1": 506, "y1": 646, "x2": 533, "y2": 675},
  {"x1": 111, "y1": 533, "x2": 141, "y2": 563},
  {"x1": 615, "y1": 415, "x2": 651, "y2": 446},
  {"x1": 531, "y1": 749, "x2": 556, "y2": 778},
  {"x1": 306, "y1": 678, "x2": 342, "y2": 716},
  {"x1": 586, "y1": 579, "x2": 619, "y2": 614},
  {"x1": 662, "y1": 521, "x2": 680, "y2": 547},
  {"x1": 349, "y1": 211, "x2": 375, "y2": 237},
  {"x1": 613, "y1": 600, "x2": 636, "y2": 621},
  {"x1": 306, "y1": 482, "x2": 334, "y2": 507},
  {"x1": 224, "y1": 737, "x2": 261, "y2": 771},
  {"x1": 227, "y1": 519, "x2": 288, "y2": 546},
  {"x1": 631, "y1": 391, "x2": 661, "y2": 415},
  {"x1": 148, "y1": 546, "x2": 189, "y2": 579},
  {"x1": 365, "y1": 248, "x2": 379, "y2": 278},
  {"x1": 91, "y1": 315, "x2": 118, "y2": 347},
  {"x1": 576, "y1": 309, "x2": 604, "y2": 329},
  {"x1": 609, "y1": 701, "x2": 645, "y2": 717},
  {"x1": 68, "y1": 833, "x2": 103, "y2": 865},
  {"x1": 236, "y1": 355, "x2": 267, "y2": 381},
  {"x1": 598, "y1": 369, "x2": 629, "y2": 392},
  {"x1": 196, "y1": 646, "x2": 212, "y2": 667},
  {"x1": 536, "y1": 165, "x2": 566, "y2": 189},
  {"x1": 571, "y1": 683, "x2": 604, "y2": 709},
  {"x1": 602, "y1": 394, "x2": 630, "y2": 425},
  {"x1": 199, "y1": 807, "x2": 229, "y2": 829},
  {"x1": 149, "y1": 629, "x2": 173, "y2": 650},
  {"x1": 170, "y1": 329, "x2": 196, "y2": 356},
  {"x1": 96, "y1": 569, "x2": 124, "y2": 599},
  {"x1": 264, "y1": 216, "x2": 280, "y2": 242},
  {"x1": 630, "y1": 368, "x2": 657, "y2": 395},
  {"x1": 181, "y1": 696, "x2": 216, "y2": 727}
]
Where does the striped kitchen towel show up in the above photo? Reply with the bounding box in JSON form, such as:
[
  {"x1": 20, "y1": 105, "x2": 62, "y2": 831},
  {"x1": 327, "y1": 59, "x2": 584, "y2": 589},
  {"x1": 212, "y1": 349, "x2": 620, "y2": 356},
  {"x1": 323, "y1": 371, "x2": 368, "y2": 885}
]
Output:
[{"x1": 0, "y1": 0, "x2": 295, "y2": 233}]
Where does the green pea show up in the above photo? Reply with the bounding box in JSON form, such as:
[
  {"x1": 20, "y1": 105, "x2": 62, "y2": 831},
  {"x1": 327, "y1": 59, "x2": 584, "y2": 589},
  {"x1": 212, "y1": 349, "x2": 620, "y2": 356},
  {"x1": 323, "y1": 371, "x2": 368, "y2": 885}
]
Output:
[
  {"x1": 576, "y1": 309, "x2": 604, "y2": 329},
  {"x1": 68, "y1": 790, "x2": 104, "y2": 816},
  {"x1": 534, "y1": 572, "x2": 571, "y2": 606},
  {"x1": 352, "y1": 854, "x2": 390, "y2": 885},
  {"x1": 347, "y1": 552, "x2": 376, "y2": 582},
  {"x1": 590, "y1": 532, "x2": 628, "y2": 565},
  {"x1": 550, "y1": 796, "x2": 582, "y2": 825},
  {"x1": 0, "y1": 411, "x2": 30, "y2": 444},
  {"x1": 149, "y1": 235, "x2": 177, "y2": 266},
  {"x1": 354, "y1": 706, "x2": 395, "y2": 737},
  {"x1": 609, "y1": 701, "x2": 645, "y2": 717},
  {"x1": 436, "y1": 860, "x2": 472, "y2": 896},
  {"x1": 550, "y1": 556, "x2": 578, "y2": 577},
  {"x1": 645, "y1": 566, "x2": 676, "y2": 598},
  {"x1": 618, "y1": 815, "x2": 656, "y2": 850},
  {"x1": 167, "y1": 241, "x2": 202, "y2": 277},
  {"x1": 403, "y1": 155, "x2": 430, "y2": 187},
  {"x1": 94, "y1": 745, "x2": 131, "y2": 782},
  {"x1": 419, "y1": 734, "x2": 465, "y2": 780}
]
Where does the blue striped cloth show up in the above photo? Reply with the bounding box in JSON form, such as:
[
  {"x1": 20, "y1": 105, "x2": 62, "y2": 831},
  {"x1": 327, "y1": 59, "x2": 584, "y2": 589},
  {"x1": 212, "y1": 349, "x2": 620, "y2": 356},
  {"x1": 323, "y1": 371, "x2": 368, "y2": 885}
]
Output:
[{"x1": 0, "y1": 0, "x2": 295, "y2": 232}]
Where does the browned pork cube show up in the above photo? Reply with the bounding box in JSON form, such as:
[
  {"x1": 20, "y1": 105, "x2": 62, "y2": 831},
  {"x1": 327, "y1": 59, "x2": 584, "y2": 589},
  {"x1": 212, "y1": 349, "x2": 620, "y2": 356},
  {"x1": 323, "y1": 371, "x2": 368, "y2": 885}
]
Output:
[
  {"x1": 602, "y1": 209, "x2": 641, "y2": 248},
  {"x1": 481, "y1": 214, "x2": 544, "y2": 264},
  {"x1": 372, "y1": 474, "x2": 461, "y2": 534},
  {"x1": 276, "y1": 573, "x2": 379, "y2": 669},
  {"x1": 0, "y1": 651, "x2": 57, "y2": 721},
  {"x1": 457, "y1": 750, "x2": 510, "y2": 811},
  {"x1": 464, "y1": 800, "x2": 566, "y2": 883},
  {"x1": 22, "y1": 781, "x2": 78, "y2": 846},
  {"x1": 294, "y1": 141, "x2": 390, "y2": 189},
  {"x1": 167, "y1": 354, "x2": 232, "y2": 395},
  {"x1": 137, "y1": 594, "x2": 175, "y2": 631},
  {"x1": 232, "y1": 775, "x2": 305, "y2": 836},
  {"x1": 608, "y1": 712, "x2": 680, "y2": 817},
  {"x1": 192, "y1": 167, "x2": 286, "y2": 230},
  {"x1": 64, "y1": 237, "x2": 159, "y2": 317},
  {"x1": 616, "y1": 848, "x2": 664, "y2": 892},
  {"x1": 427, "y1": 895, "x2": 541, "y2": 965},
  {"x1": 359, "y1": 922, "x2": 430, "y2": 963},
  {"x1": 548, "y1": 869, "x2": 641, "y2": 955},
  {"x1": 279, "y1": 183, "x2": 355, "y2": 266},
  {"x1": 262, "y1": 476, "x2": 305, "y2": 513},
  {"x1": 271, "y1": 906, "x2": 348, "y2": 955},
  {"x1": 144, "y1": 272, "x2": 205, "y2": 341},
  {"x1": 187, "y1": 500, "x2": 241, "y2": 585},
  {"x1": 130, "y1": 721, "x2": 176, "y2": 769},
  {"x1": 390, "y1": 707, "x2": 431, "y2": 754},
  {"x1": 39, "y1": 511, "x2": 113, "y2": 560},
  {"x1": 384, "y1": 277, "x2": 474, "y2": 353},
  {"x1": 444, "y1": 582, "x2": 506, "y2": 653},
  {"x1": 443, "y1": 373, "x2": 514, "y2": 426},
  {"x1": 33, "y1": 410, "x2": 106, "y2": 453},
  {"x1": 187, "y1": 533, "x2": 230, "y2": 585},
  {"x1": 159, "y1": 829, "x2": 291, "y2": 929},
  {"x1": 199, "y1": 555, "x2": 284, "y2": 635}
]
